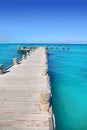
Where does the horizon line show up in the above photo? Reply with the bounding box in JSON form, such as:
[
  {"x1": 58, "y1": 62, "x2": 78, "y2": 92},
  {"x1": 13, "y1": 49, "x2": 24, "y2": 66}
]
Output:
[{"x1": 0, "y1": 42, "x2": 87, "y2": 45}]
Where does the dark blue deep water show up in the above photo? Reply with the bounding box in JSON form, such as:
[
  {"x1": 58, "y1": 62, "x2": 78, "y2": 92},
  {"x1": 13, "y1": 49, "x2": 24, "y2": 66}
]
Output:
[
  {"x1": 48, "y1": 44, "x2": 87, "y2": 130},
  {"x1": 0, "y1": 44, "x2": 87, "y2": 130}
]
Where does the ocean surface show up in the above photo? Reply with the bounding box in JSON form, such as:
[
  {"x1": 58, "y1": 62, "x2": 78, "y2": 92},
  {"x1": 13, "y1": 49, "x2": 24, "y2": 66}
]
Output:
[
  {"x1": 0, "y1": 44, "x2": 22, "y2": 69},
  {"x1": 48, "y1": 44, "x2": 87, "y2": 130},
  {"x1": 0, "y1": 44, "x2": 87, "y2": 130}
]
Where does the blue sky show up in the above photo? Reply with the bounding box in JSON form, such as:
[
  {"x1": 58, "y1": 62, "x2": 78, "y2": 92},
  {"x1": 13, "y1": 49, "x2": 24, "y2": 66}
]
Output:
[{"x1": 0, "y1": 0, "x2": 87, "y2": 43}]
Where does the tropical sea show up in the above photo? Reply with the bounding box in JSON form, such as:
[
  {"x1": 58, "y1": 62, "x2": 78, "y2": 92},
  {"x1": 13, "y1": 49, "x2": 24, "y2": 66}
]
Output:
[
  {"x1": 48, "y1": 44, "x2": 87, "y2": 130},
  {"x1": 0, "y1": 44, "x2": 87, "y2": 130},
  {"x1": 0, "y1": 44, "x2": 22, "y2": 69}
]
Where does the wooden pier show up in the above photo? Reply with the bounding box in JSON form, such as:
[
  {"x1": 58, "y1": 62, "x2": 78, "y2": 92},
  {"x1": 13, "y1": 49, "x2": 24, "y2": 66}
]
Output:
[{"x1": 0, "y1": 47, "x2": 55, "y2": 130}]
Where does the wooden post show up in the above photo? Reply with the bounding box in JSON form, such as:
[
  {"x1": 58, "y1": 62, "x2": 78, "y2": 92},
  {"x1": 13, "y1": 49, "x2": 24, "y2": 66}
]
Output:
[
  {"x1": 40, "y1": 91, "x2": 51, "y2": 111},
  {"x1": 27, "y1": 51, "x2": 29, "y2": 56},
  {"x1": 13, "y1": 58, "x2": 18, "y2": 65},
  {"x1": 30, "y1": 50, "x2": 32, "y2": 55},
  {"x1": 0, "y1": 64, "x2": 3, "y2": 74},
  {"x1": 22, "y1": 54, "x2": 26, "y2": 59}
]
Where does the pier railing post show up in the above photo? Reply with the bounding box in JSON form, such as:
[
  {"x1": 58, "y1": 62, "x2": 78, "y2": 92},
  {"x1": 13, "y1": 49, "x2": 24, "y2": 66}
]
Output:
[
  {"x1": 27, "y1": 51, "x2": 29, "y2": 57},
  {"x1": 22, "y1": 54, "x2": 26, "y2": 59},
  {"x1": 0, "y1": 64, "x2": 3, "y2": 74},
  {"x1": 13, "y1": 58, "x2": 18, "y2": 65},
  {"x1": 30, "y1": 50, "x2": 32, "y2": 55}
]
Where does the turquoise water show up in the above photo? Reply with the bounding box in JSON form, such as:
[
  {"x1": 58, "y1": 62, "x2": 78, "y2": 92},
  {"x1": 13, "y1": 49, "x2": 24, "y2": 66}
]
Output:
[
  {"x1": 0, "y1": 44, "x2": 22, "y2": 69},
  {"x1": 48, "y1": 44, "x2": 87, "y2": 130}
]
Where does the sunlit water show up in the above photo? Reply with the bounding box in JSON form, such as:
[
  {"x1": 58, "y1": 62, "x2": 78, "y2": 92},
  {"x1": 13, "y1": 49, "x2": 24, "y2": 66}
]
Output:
[{"x1": 48, "y1": 44, "x2": 87, "y2": 130}]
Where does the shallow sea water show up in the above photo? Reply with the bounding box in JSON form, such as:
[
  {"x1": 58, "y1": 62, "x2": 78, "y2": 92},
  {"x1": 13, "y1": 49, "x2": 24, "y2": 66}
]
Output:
[
  {"x1": 48, "y1": 44, "x2": 87, "y2": 130},
  {"x1": 0, "y1": 44, "x2": 22, "y2": 68}
]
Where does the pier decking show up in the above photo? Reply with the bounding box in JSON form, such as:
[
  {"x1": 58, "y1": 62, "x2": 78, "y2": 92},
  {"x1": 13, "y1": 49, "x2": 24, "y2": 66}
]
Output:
[{"x1": 0, "y1": 47, "x2": 54, "y2": 130}]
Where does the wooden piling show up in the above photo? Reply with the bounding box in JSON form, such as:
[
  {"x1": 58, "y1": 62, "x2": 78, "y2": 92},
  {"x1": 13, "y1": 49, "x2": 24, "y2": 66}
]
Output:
[
  {"x1": 13, "y1": 58, "x2": 18, "y2": 65},
  {"x1": 26, "y1": 51, "x2": 29, "y2": 56},
  {"x1": 0, "y1": 64, "x2": 3, "y2": 74},
  {"x1": 22, "y1": 54, "x2": 26, "y2": 59}
]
